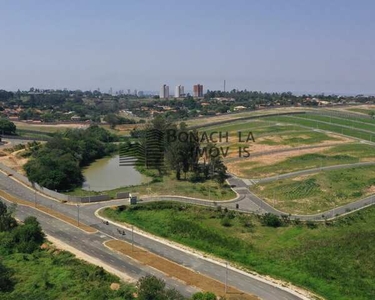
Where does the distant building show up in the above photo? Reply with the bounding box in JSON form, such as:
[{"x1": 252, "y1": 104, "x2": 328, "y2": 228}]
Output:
[
  {"x1": 71, "y1": 115, "x2": 81, "y2": 121},
  {"x1": 127, "y1": 89, "x2": 131, "y2": 95},
  {"x1": 160, "y1": 84, "x2": 169, "y2": 99},
  {"x1": 193, "y1": 84, "x2": 204, "y2": 98},
  {"x1": 175, "y1": 85, "x2": 184, "y2": 98},
  {"x1": 233, "y1": 106, "x2": 247, "y2": 111}
]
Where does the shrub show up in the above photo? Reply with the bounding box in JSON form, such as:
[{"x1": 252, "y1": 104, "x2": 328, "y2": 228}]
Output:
[
  {"x1": 220, "y1": 216, "x2": 232, "y2": 227},
  {"x1": 261, "y1": 213, "x2": 283, "y2": 228},
  {"x1": 306, "y1": 220, "x2": 318, "y2": 229},
  {"x1": 192, "y1": 292, "x2": 217, "y2": 300}
]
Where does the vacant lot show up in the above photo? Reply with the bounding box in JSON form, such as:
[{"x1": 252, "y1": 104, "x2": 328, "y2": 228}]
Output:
[
  {"x1": 103, "y1": 201, "x2": 375, "y2": 300},
  {"x1": 228, "y1": 143, "x2": 375, "y2": 178},
  {"x1": 250, "y1": 165, "x2": 375, "y2": 214}
]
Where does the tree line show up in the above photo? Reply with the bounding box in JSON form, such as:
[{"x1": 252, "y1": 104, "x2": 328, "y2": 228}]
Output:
[{"x1": 24, "y1": 125, "x2": 118, "y2": 191}]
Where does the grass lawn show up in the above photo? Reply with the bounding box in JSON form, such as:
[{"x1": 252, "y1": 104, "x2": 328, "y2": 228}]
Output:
[
  {"x1": 232, "y1": 143, "x2": 375, "y2": 178},
  {"x1": 0, "y1": 244, "x2": 134, "y2": 300},
  {"x1": 67, "y1": 172, "x2": 236, "y2": 201},
  {"x1": 250, "y1": 165, "x2": 375, "y2": 214},
  {"x1": 102, "y1": 202, "x2": 375, "y2": 300}
]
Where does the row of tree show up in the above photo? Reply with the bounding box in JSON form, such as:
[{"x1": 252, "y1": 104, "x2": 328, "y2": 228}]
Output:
[{"x1": 125, "y1": 116, "x2": 227, "y2": 185}]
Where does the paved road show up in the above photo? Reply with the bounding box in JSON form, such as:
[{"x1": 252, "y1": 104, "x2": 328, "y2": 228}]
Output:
[
  {"x1": 0, "y1": 172, "x2": 306, "y2": 300},
  {"x1": 1, "y1": 198, "x2": 198, "y2": 297}
]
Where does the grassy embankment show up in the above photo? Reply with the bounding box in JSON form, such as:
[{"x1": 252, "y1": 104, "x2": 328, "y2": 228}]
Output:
[
  {"x1": 250, "y1": 165, "x2": 375, "y2": 214},
  {"x1": 67, "y1": 168, "x2": 236, "y2": 201},
  {"x1": 103, "y1": 201, "x2": 375, "y2": 300}
]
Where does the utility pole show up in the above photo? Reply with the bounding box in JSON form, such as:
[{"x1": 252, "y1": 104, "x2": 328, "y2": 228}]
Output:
[{"x1": 34, "y1": 189, "x2": 37, "y2": 207}]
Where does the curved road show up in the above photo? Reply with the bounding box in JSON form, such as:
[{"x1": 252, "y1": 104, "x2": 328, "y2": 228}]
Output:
[{"x1": 0, "y1": 171, "x2": 307, "y2": 300}]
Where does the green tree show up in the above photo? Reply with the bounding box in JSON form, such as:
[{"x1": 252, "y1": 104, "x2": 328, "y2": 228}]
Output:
[
  {"x1": 12, "y1": 216, "x2": 45, "y2": 253},
  {"x1": 136, "y1": 275, "x2": 185, "y2": 300},
  {"x1": 0, "y1": 118, "x2": 16, "y2": 135},
  {"x1": 137, "y1": 275, "x2": 166, "y2": 300},
  {"x1": 0, "y1": 261, "x2": 13, "y2": 292},
  {"x1": 104, "y1": 113, "x2": 119, "y2": 129},
  {"x1": 0, "y1": 201, "x2": 17, "y2": 232}
]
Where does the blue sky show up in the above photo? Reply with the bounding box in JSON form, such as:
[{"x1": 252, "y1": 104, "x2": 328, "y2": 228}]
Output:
[{"x1": 1, "y1": 0, "x2": 374, "y2": 94}]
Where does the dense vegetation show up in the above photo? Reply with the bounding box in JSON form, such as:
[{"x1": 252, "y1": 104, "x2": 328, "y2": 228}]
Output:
[
  {"x1": 24, "y1": 125, "x2": 117, "y2": 191},
  {"x1": 104, "y1": 201, "x2": 375, "y2": 300},
  {"x1": 251, "y1": 165, "x2": 375, "y2": 214}
]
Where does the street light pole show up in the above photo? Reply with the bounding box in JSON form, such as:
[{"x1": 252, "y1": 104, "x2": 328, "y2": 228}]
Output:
[
  {"x1": 131, "y1": 225, "x2": 134, "y2": 252},
  {"x1": 34, "y1": 189, "x2": 37, "y2": 207},
  {"x1": 225, "y1": 262, "x2": 228, "y2": 294},
  {"x1": 88, "y1": 185, "x2": 91, "y2": 203},
  {"x1": 77, "y1": 204, "x2": 80, "y2": 227}
]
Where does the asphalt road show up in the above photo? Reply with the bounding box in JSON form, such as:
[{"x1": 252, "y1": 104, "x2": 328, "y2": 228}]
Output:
[{"x1": 0, "y1": 172, "x2": 306, "y2": 300}]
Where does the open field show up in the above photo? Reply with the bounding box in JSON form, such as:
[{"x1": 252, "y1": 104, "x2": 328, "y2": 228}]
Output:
[
  {"x1": 265, "y1": 115, "x2": 375, "y2": 141},
  {"x1": 228, "y1": 143, "x2": 375, "y2": 178},
  {"x1": 185, "y1": 107, "x2": 309, "y2": 127},
  {"x1": 67, "y1": 172, "x2": 236, "y2": 201},
  {"x1": 103, "y1": 201, "x2": 375, "y2": 300},
  {"x1": 250, "y1": 165, "x2": 375, "y2": 214},
  {"x1": 13, "y1": 121, "x2": 89, "y2": 133},
  {"x1": 348, "y1": 108, "x2": 375, "y2": 115}
]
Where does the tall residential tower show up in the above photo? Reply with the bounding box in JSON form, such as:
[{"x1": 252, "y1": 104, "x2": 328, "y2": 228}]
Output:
[
  {"x1": 193, "y1": 84, "x2": 204, "y2": 97},
  {"x1": 160, "y1": 84, "x2": 169, "y2": 99},
  {"x1": 175, "y1": 85, "x2": 184, "y2": 98}
]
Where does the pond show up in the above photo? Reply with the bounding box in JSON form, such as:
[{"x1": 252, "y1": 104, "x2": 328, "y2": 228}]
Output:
[{"x1": 82, "y1": 155, "x2": 151, "y2": 191}]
